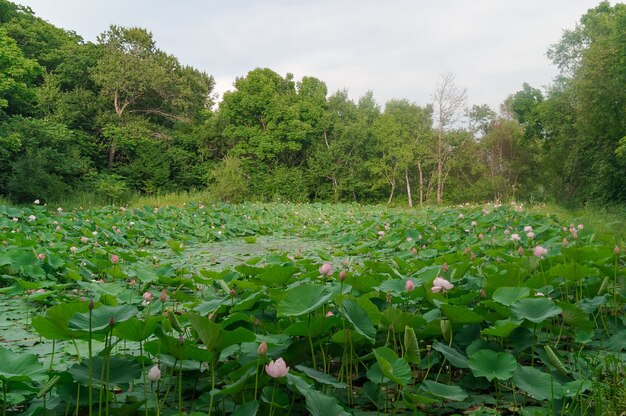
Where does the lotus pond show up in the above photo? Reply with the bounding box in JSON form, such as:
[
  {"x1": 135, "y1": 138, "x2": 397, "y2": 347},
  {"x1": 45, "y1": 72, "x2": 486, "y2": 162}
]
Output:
[{"x1": 0, "y1": 202, "x2": 624, "y2": 415}]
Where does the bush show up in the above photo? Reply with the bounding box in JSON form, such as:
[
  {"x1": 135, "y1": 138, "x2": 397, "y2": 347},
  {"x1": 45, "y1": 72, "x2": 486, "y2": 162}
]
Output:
[
  {"x1": 208, "y1": 156, "x2": 248, "y2": 203},
  {"x1": 81, "y1": 173, "x2": 131, "y2": 205},
  {"x1": 7, "y1": 149, "x2": 68, "y2": 203}
]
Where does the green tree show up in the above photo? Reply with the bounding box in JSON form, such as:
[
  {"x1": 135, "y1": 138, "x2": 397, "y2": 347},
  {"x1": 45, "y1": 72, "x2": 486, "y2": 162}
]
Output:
[
  {"x1": 544, "y1": 2, "x2": 626, "y2": 202},
  {"x1": 0, "y1": 28, "x2": 42, "y2": 117},
  {"x1": 372, "y1": 99, "x2": 432, "y2": 206},
  {"x1": 92, "y1": 25, "x2": 214, "y2": 169}
]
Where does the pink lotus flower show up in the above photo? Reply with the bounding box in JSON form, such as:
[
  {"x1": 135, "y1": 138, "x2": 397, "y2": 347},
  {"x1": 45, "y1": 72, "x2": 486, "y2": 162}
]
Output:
[
  {"x1": 510, "y1": 233, "x2": 521, "y2": 242},
  {"x1": 524, "y1": 226, "x2": 533, "y2": 233},
  {"x1": 143, "y1": 292, "x2": 153, "y2": 302},
  {"x1": 378, "y1": 230, "x2": 385, "y2": 237},
  {"x1": 265, "y1": 358, "x2": 289, "y2": 378},
  {"x1": 577, "y1": 224, "x2": 584, "y2": 230},
  {"x1": 258, "y1": 341, "x2": 268, "y2": 356},
  {"x1": 406, "y1": 237, "x2": 413, "y2": 243},
  {"x1": 319, "y1": 262, "x2": 333, "y2": 276},
  {"x1": 110, "y1": 254, "x2": 119, "y2": 264},
  {"x1": 325, "y1": 311, "x2": 334, "y2": 317},
  {"x1": 533, "y1": 246, "x2": 548, "y2": 258},
  {"x1": 526, "y1": 231, "x2": 535, "y2": 239},
  {"x1": 517, "y1": 246, "x2": 524, "y2": 256},
  {"x1": 615, "y1": 245, "x2": 620, "y2": 255},
  {"x1": 432, "y1": 277, "x2": 454, "y2": 293},
  {"x1": 405, "y1": 279, "x2": 415, "y2": 292},
  {"x1": 442, "y1": 262, "x2": 448, "y2": 273},
  {"x1": 147, "y1": 365, "x2": 161, "y2": 382},
  {"x1": 471, "y1": 221, "x2": 477, "y2": 227},
  {"x1": 28, "y1": 215, "x2": 36, "y2": 222},
  {"x1": 70, "y1": 246, "x2": 77, "y2": 253},
  {"x1": 37, "y1": 253, "x2": 45, "y2": 260}
]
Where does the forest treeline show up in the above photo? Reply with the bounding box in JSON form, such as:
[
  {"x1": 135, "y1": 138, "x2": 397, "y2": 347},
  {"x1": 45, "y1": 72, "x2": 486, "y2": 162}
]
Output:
[{"x1": 0, "y1": 1, "x2": 624, "y2": 206}]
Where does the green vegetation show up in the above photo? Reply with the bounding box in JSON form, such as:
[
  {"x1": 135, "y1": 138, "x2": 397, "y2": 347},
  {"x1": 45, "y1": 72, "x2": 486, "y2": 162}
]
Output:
[
  {"x1": 0, "y1": 202, "x2": 624, "y2": 415},
  {"x1": 1, "y1": 1, "x2": 625, "y2": 414},
  {"x1": 0, "y1": 1, "x2": 624, "y2": 206}
]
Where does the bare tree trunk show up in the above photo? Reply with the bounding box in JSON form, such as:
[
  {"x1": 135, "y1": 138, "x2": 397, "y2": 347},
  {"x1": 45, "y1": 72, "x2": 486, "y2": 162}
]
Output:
[
  {"x1": 432, "y1": 72, "x2": 467, "y2": 206},
  {"x1": 437, "y1": 159, "x2": 443, "y2": 204},
  {"x1": 418, "y1": 160, "x2": 424, "y2": 207},
  {"x1": 405, "y1": 168, "x2": 413, "y2": 208},
  {"x1": 387, "y1": 181, "x2": 395, "y2": 205},
  {"x1": 107, "y1": 145, "x2": 116, "y2": 170},
  {"x1": 323, "y1": 130, "x2": 339, "y2": 199}
]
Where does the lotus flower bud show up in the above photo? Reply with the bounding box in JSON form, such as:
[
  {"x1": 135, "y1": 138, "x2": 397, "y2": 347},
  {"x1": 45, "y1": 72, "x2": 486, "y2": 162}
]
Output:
[
  {"x1": 319, "y1": 262, "x2": 333, "y2": 276},
  {"x1": 258, "y1": 341, "x2": 268, "y2": 356},
  {"x1": 147, "y1": 365, "x2": 161, "y2": 382}
]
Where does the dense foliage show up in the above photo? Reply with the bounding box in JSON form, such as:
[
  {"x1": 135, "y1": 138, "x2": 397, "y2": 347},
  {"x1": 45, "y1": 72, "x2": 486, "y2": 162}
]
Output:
[
  {"x1": 0, "y1": 1, "x2": 624, "y2": 206},
  {"x1": 0, "y1": 202, "x2": 624, "y2": 415}
]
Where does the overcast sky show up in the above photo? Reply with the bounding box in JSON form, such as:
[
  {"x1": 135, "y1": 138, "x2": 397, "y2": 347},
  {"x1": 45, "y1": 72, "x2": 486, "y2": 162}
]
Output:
[{"x1": 14, "y1": 0, "x2": 602, "y2": 110}]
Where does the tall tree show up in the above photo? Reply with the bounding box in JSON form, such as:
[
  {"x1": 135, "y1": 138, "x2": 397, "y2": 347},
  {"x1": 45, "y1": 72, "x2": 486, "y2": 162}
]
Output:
[
  {"x1": 372, "y1": 99, "x2": 431, "y2": 207},
  {"x1": 92, "y1": 25, "x2": 214, "y2": 168},
  {"x1": 0, "y1": 28, "x2": 42, "y2": 117},
  {"x1": 432, "y1": 72, "x2": 467, "y2": 204},
  {"x1": 544, "y1": 2, "x2": 626, "y2": 202}
]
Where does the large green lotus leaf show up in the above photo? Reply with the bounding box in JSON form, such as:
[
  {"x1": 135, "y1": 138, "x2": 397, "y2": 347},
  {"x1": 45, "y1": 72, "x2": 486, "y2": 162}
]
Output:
[
  {"x1": 381, "y1": 307, "x2": 426, "y2": 333},
  {"x1": 304, "y1": 389, "x2": 350, "y2": 416},
  {"x1": 68, "y1": 356, "x2": 141, "y2": 386},
  {"x1": 0, "y1": 347, "x2": 46, "y2": 383},
  {"x1": 69, "y1": 304, "x2": 138, "y2": 332},
  {"x1": 511, "y1": 298, "x2": 562, "y2": 324},
  {"x1": 422, "y1": 380, "x2": 468, "y2": 401},
  {"x1": 231, "y1": 291, "x2": 265, "y2": 312},
  {"x1": 373, "y1": 346, "x2": 412, "y2": 386},
  {"x1": 349, "y1": 273, "x2": 383, "y2": 293},
  {"x1": 492, "y1": 287, "x2": 530, "y2": 306},
  {"x1": 468, "y1": 349, "x2": 517, "y2": 381},
  {"x1": 212, "y1": 366, "x2": 256, "y2": 397},
  {"x1": 113, "y1": 316, "x2": 161, "y2": 341},
  {"x1": 285, "y1": 315, "x2": 339, "y2": 337},
  {"x1": 295, "y1": 365, "x2": 347, "y2": 389},
  {"x1": 549, "y1": 263, "x2": 598, "y2": 282},
  {"x1": 231, "y1": 400, "x2": 259, "y2": 416},
  {"x1": 404, "y1": 326, "x2": 421, "y2": 365},
  {"x1": 440, "y1": 304, "x2": 483, "y2": 324},
  {"x1": 342, "y1": 299, "x2": 376, "y2": 342},
  {"x1": 277, "y1": 284, "x2": 335, "y2": 317},
  {"x1": 31, "y1": 301, "x2": 90, "y2": 340},
  {"x1": 217, "y1": 327, "x2": 256, "y2": 351},
  {"x1": 512, "y1": 365, "x2": 564, "y2": 401},
  {"x1": 432, "y1": 340, "x2": 468, "y2": 369},
  {"x1": 480, "y1": 319, "x2": 520, "y2": 337},
  {"x1": 187, "y1": 312, "x2": 222, "y2": 351},
  {"x1": 258, "y1": 265, "x2": 299, "y2": 287},
  {"x1": 557, "y1": 301, "x2": 593, "y2": 331}
]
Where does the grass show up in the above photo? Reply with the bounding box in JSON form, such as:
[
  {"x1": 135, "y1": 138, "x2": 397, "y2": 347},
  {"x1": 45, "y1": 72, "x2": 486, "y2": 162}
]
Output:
[{"x1": 528, "y1": 203, "x2": 626, "y2": 245}]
